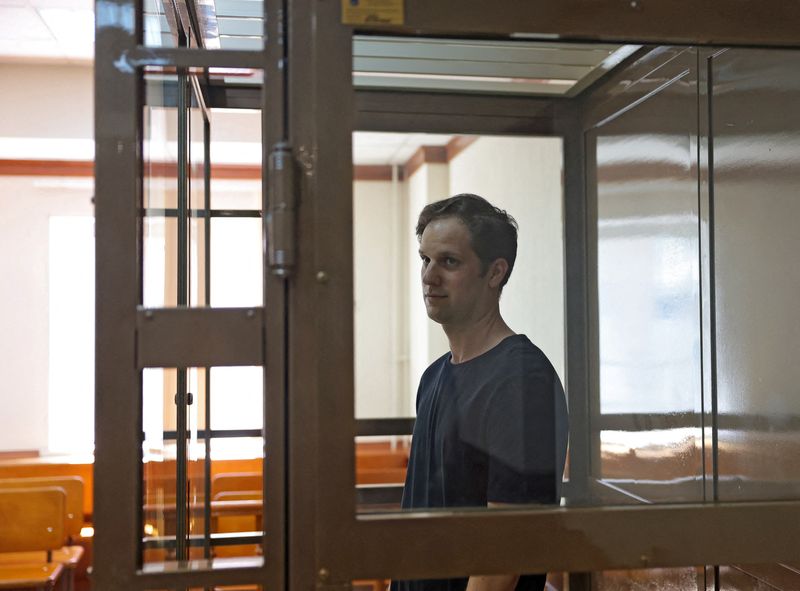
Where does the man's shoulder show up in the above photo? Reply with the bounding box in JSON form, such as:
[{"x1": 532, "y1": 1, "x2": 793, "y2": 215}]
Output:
[
  {"x1": 494, "y1": 335, "x2": 562, "y2": 390},
  {"x1": 420, "y1": 350, "x2": 450, "y2": 381},
  {"x1": 501, "y1": 335, "x2": 553, "y2": 367}
]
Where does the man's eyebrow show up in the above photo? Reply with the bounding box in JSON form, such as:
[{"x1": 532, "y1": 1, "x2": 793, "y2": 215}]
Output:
[{"x1": 419, "y1": 248, "x2": 460, "y2": 258}]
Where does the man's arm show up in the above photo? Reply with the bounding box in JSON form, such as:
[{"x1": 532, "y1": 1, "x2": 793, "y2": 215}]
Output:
[{"x1": 465, "y1": 502, "x2": 520, "y2": 591}]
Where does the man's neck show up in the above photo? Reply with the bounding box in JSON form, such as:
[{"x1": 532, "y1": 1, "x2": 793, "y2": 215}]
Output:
[{"x1": 444, "y1": 309, "x2": 515, "y2": 364}]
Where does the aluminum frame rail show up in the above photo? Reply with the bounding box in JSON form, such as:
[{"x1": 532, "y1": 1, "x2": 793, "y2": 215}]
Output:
[{"x1": 350, "y1": 0, "x2": 800, "y2": 47}]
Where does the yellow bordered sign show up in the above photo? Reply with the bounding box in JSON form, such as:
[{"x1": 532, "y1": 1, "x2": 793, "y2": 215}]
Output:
[{"x1": 341, "y1": 0, "x2": 404, "y2": 25}]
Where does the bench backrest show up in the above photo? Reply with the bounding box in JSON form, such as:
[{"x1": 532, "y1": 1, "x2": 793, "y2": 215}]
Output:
[
  {"x1": 211, "y1": 472, "x2": 261, "y2": 497},
  {"x1": 0, "y1": 476, "x2": 83, "y2": 539},
  {"x1": 0, "y1": 487, "x2": 65, "y2": 553}
]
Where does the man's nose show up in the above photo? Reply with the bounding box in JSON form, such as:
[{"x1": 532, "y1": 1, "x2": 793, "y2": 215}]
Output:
[{"x1": 422, "y1": 263, "x2": 440, "y2": 285}]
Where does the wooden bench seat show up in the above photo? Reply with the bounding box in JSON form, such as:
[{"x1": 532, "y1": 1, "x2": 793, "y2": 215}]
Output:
[
  {"x1": 0, "y1": 563, "x2": 64, "y2": 590},
  {"x1": 0, "y1": 478, "x2": 84, "y2": 541},
  {"x1": 0, "y1": 487, "x2": 66, "y2": 590},
  {"x1": 0, "y1": 478, "x2": 86, "y2": 591}
]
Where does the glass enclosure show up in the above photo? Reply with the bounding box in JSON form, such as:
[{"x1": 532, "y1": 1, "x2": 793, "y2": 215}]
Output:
[
  {"x1": 342, "y1": 40, "x2": 800, "y2": 588},
  {"x1": 91, "y1": 0, "x2": 800, "y2": 583}
]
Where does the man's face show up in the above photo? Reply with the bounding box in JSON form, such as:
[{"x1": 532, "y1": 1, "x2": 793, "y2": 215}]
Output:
[{"x1": 419, "y1": 217, "x2": 497, "y2": 328}]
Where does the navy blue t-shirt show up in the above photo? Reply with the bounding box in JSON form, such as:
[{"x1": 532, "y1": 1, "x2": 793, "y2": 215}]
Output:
[{"x1": 392, "y1": 334, "x2": 568, "y2": 591}]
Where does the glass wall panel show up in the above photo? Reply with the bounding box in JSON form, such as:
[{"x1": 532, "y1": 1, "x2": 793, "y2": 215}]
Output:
[
  {"x1": 143, "y1": 71, "x2": 263, "y2": 310},
  {"x1": 711, "y1": 47, "x2": 800, "y2": 502},
  {"x1": 142, "y1": 0, "x2": 264, "y2": 51},
  {"x1": 209, "y1": 367, "x2": 264, "y2": 431},
  {"x1": 591, "y1": 51, "x2": 705, "y2": 505},
  {"x1": 209, "y1": 108, "x2": 262, "y2": 211},
  {"x1": 143, "y1": 0, "x2": 264, "y2": 51},
  {"x1": 143, "y1": 367, "x2": 265, "y2": 563},
  {"x1": 143, "y1": 366, "x2": 210, "y2": 562},
  {"x1": 143, "y1": 100, "x2": 179, "y2": 211},
  {"x1": 143, "y1": 0, "x2": 177, "y2": 48},
  {"x1": 143, "y1": 71, "x2": 194, "y2": 310},
  {"x1": 209, "y1": 217, "x2": 263, "y2": 307},
  {"x1": 718, "y1": 564, "x2": 800, "y2": 590},
  {"x1": 593, "y1": 567, "x2": 704, "y2": 590},
  {"x1": 140, "y1": 68, "x2": 266, "y2": 569},
  {"x1": 352, "y1": 132, "x2": 566, "y2": 514}
]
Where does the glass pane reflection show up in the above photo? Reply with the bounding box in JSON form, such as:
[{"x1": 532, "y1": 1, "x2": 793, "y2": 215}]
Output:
[
  {"x1": 592, "y1": 59, "x2": 704, "y2": 505},
  {"x1": 712, "y1": 47, "x2": 800, "y2": 503}
]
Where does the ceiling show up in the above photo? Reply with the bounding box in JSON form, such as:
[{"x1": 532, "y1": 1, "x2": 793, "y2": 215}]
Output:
[
  {"x1": 353, "y1": 132, "x2": 453, "y2": 166},
  {"x1": 142, "y1": 0, "x2": 633, "y2": 96},
  {"x1": 0, "y1": 1, "x2": 636, "y2": 165},
  {"x1": 0, "y1": 0, "x2": 93, "y2": 62},
  {"x1": 1, "y1": 0, "x2": 637, "y2": 97}
]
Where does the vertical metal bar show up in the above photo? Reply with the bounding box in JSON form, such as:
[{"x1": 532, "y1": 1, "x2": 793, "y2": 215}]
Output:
[
  {"x1": 203, "y1": 112, "x2": 212, "y2": 564},
  {"x1": 695, "y1": 48, "x2": 709, "y2": 505},
  {"x1": 264, "y1": 0, "x2": 287, "y2": 589},
  {"x1": 303, "y1": 0, "x2": 356, "y2": 581},
  {"x1": 706, "y1": 54, "x2": 722, "y2": 591},
  {"x1": 93, "y1": 0, "x2": 143, "y2": 585},
  {"x1": 706, "y1": 53, "x2": 720, "y2": 506},
  {"x1": 583, "y1": 126, "x2": 603, "y2": 490},
  {"x1": 175, "y1": 51, "x2": 190, "y2": 564},
  {"x1": 698, "y1": 47, "x2": 719, "y2": 591},
  {"x1": 93, "y1": 6, "x2": 146, "y2": 591},
  {"x1": 700, "y1": 48, "x2": 729, "y2": 591},
  {"x1": 282, "y1": 0, "x2": 326, "y2": 588},
  {"x1": 560, "y1": 101, "x2": 591, "y2": 507},
  {"x1": 696, "y1": 48, "x2": 718, "y2": 511},
  {"x1": 561, "y1": 97, "x2": 594, "y2": 591}
]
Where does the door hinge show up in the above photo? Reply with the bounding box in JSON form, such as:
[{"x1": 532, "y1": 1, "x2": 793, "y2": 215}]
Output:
[{"x1": 268, "y1": 141, "x2": 297, "y2": 278}]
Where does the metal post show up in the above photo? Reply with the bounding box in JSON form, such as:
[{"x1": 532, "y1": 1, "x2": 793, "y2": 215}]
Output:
[
  {"x1": 175, "y1": 52, "x2": 190, "y2": 564},
  {"x1": 93, "y1": 0, "x2": 143, "y2": 584},
  {"x1": 203, "y1": 112, "x2": 213, "y2": 564},
  {"x1": 560, "y1": 101, "x2": 592, "y2": 507},
  {"x1": 562, "y1": 97, "x2": 594, "y2": 591}
]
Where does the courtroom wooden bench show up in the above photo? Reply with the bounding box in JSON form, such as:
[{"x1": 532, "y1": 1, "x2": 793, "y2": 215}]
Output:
[
  {"x1": 0, "y1": 487, "x2": 67, "y2": 590},
  {"x1": 0, "y1": 478, "x2": 86, "y2": 591}
]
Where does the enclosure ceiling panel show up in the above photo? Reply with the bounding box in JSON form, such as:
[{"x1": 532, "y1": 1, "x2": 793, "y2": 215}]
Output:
[
  {"x1": 140, "y1": 1, "x2": 630, "y2": 96},
  {"x1": 354, "y1": 37, "x2": 620, "y2": 65},
  {"x1": 214, "y1": 0, "x2": 263, "y2": 18},
  {"x1": 217, "y1": 17, "x2": 262, "y2": 37}
]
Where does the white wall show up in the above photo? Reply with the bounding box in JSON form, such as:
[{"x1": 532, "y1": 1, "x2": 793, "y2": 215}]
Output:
[
  {"x1": 353, "y1": 177, "x2": 406, "y2": 418},
  {"x1": 0, "y1": 176, "x2": 94, "y2": 451},
  {"x1": 448, "y1": 136, "x2": 566, "y2": 381},
  {"x1": 405, "y1": 163, "x2": 451, "y2": 415},
  {"x1": 0, "y1": 63, "x2": 95, "y2": 452},
  {"x1": 0, "y1": 63, "x2": 93, "y2": 159}
]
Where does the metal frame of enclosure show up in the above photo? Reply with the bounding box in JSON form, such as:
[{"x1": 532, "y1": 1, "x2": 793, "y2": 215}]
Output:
[{"x1": 94, "y1": 0, "x2": 800, "y2": 589}]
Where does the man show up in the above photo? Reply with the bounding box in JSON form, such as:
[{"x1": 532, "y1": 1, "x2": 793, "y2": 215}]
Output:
[{"x1": 393, "y1": 194, "x2": 569, "y2": 591}]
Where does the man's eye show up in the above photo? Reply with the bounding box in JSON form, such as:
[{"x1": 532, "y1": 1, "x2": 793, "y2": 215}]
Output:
[
  {"x1": 445, "y1": 257, "x2": 458, "y2": 266},
  {"x1": 420, "y1": 256, "x2": 430, "y2": 265}
]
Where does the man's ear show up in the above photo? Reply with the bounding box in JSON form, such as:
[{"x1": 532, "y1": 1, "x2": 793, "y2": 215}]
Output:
[{"x1": 487, "y1": 258, "x2": 509, "y2": 289}]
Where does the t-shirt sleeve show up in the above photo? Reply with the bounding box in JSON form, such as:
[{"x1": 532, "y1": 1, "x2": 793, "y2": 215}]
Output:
[{"x1": 484, "y1": 361, "x2": 563, "y2": 504}]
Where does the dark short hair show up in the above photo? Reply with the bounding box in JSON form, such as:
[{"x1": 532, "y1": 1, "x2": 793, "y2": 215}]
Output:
[{"x1": 416, "y1": 193, "x2": 518, "y2": 290}]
